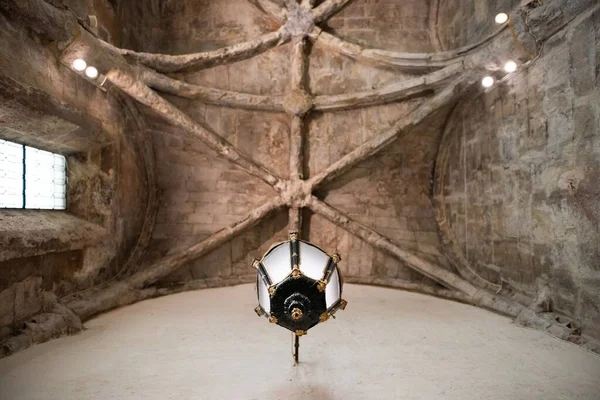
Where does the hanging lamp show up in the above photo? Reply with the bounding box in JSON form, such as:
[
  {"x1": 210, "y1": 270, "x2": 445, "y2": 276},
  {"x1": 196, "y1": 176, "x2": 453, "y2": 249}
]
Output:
[{"x1": 253, "y1": 232, "x2": 347, "y2": 364}]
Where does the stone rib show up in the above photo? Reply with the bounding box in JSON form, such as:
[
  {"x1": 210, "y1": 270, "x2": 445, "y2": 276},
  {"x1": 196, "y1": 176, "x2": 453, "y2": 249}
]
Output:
[
  {"x1": 247, "y1": 0, "x2": 288, "y2": 22},
  {"x1": 68, "y1": 198, "x2": 286, "y2": 319},
  {"x1": 307, "y1": 196, "x2": 476, "y2": 292},
  {"x1": 311, "y1": 0, "x2": 355, "y2": 22},
  {"x1": 288, "y1": 37, "x2": 310, "y2": 234},
  {"x1": 313, "y1": 26, "x2": 508, "y2": 72},
  {"x1": 313, "y1": 63, "x2": 463, "y2": 111},
  {"x1": 307, "y1": 197, "x2": 580, "y2": 342},
  {"x1": 107, "y1": 69, "x2": 282, "y2": 188},
  {"x1": 308, "y1": 73, "x2": 477, "y2": 190},
  {"x1": 118, "y1": 30, "x2": 290, "y2": 73},
  {"x1": 141, "y1": 69, "x2": 286, "y2": 112}
]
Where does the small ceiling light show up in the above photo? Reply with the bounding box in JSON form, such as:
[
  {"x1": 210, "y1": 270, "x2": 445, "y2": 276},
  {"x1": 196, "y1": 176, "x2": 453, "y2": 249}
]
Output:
[
  {"x1": 482, "y1": 76, "x2": 495, "y2": 88},
  {"x1": 72, "y1": 59, "x2": 87, "y2": 72},
  {"x1": 495, "y1": 13, "x2": 509, "y2": 24},
  {"x1": 504, "y1": 60, "x2": 518, "y2": 73},
  {"x1": 85, "y1": 66, "x2": 99, "y2": 79}
]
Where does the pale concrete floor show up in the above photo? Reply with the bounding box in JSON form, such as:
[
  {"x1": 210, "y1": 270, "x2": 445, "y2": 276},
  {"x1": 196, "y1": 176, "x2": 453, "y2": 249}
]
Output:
[{"x1": 1, "y1": 284, "x2": 599, "y2": 400}]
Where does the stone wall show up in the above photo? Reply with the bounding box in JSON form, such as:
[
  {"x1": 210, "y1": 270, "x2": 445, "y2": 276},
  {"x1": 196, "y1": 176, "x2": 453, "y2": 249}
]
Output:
[
  {"x1": 120, "y1": 0, "x2": 454, "y2": 291},
  {"x1": 116, "y1": 0, "x2": 162, "y2": 50},
  {"x1": 435, "y1": 0, "x2": 520, "y2": 50},
  {"x1": 311, "y1": 107, "x2": 454, "y2": 285},
  {"x1": 324, "y1": 0, "x2": 433, "y2": 52},
  {"x1": 0, "y1": 1, "x2": 151, "y2": 341},
  {"x1": 435, "y1": 5, "x2": 600, "y2": 339},
  {"x1": 62, "y1": 0, "x2": 119, "y2": 44}
]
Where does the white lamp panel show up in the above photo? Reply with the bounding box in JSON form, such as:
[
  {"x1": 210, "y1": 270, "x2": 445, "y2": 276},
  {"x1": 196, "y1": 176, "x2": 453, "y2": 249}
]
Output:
[
  {"x1": 257, "y1": 277, "x2": 271, "y2": 313},
  {"x1": 326, "y1": 268, "x2": 341, "y2": 308},
  {"x1": 299, "y1": 242, "x2": 329, "y2": 280},
  {"x1": 262, "y1": 242, "x2": 292, "y2": 284}
]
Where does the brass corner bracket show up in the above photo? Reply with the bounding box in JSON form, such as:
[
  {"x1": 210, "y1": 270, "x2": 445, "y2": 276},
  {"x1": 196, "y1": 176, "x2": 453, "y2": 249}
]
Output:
[
  {"x1": 316, "y1": 280, "x2": 327, "y2": 292},
  {"x1": 291, "y1": 265, "x2": 302, "y2": 278}
]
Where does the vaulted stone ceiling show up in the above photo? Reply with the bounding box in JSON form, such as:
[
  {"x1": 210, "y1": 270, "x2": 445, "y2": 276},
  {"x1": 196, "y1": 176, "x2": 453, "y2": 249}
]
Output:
[
  {"x1": 0, "y1": 0, "x2": 599, "y2": 356},
  {"x1": 103, "y1": 0, "x2": 488, "y2": 299}
]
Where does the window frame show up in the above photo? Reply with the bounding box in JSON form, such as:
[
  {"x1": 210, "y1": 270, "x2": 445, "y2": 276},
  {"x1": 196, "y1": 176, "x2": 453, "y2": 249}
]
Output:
[{"x1": 0, "y1": 138, "x2": 68, "y2": 210}]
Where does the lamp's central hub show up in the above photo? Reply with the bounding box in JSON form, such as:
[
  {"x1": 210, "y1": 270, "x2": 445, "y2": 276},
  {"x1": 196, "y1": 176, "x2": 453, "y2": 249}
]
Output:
[
  {"x1": 291, "y1": 307, "x2": 303, "y2": 321},
  {"x1": 284, "y1": 292, "x2": 311, "y2": 322}
]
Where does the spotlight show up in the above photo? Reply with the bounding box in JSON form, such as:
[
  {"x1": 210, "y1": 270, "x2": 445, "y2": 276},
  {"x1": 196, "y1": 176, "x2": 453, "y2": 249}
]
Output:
[
  {"x1": 482, "y1": 76, "x2": 495, "y2": 88},
  {"x1": 495, "y1": 13, "x2": 509, "y2": 24},
  {"x1": 504, "y1": 61, "x2": 517, "y2": 73},
  {"x1": 72, "y1": 59, "x2": 87, "y2": 72},
  {"x1": 85, "y1": 66, "x2": 99, "y2": 79}
]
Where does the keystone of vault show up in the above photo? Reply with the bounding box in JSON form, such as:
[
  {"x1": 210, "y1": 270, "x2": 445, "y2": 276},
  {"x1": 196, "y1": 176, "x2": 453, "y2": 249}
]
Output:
[
  {"x1": 275, "y1": 179, "x2": 313, "y2": 208},
  {"x1": 282, "y1": 1, "x2": 315, "y2": 38}
]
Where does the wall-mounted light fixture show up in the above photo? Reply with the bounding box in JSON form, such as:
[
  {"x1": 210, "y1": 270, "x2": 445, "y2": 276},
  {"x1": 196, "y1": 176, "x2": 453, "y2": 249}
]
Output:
[
  {"x1": 85, "y1": 66, "x2": 99, "y2": 79},
  {"x1": 72, "y1": 59, "x2": 87, "y2": 72},
  {"x1": 253, "y1": 232, "x2": 347, "y2": 365},
  {"x1": 65, "y1": 56, "x2": 107, "y2": 91},
  {"x1": 85, "y1": 67, "x2": 98, "y2": 79},
  {"x1": 504, "y1": 61, "x2": 518, "y2": 73},
  {"x1": 495, "y1": 13, "x2": 509, "y2": 24},
  {"x1": 482, "y1": 76, "x2": 495, "y2": 88}
]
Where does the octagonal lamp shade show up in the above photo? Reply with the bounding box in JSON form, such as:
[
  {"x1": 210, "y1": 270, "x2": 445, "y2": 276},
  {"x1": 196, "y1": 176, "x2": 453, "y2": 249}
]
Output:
[{"x1": 253, "y1": 232, "x2": 347, "y2": 337}]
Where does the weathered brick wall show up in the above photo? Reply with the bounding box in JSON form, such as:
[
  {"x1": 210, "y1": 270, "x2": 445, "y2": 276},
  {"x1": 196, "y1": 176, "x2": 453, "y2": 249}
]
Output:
[
  {"x1": 133, "y1": 0, "x2": 453, "y2": 289},
  {"x1": 0, "y1": 2, "x2": 150, "y2": 340},
  {"x1": 146, "y1": 116, "x2": 286, "y2": 284},
  {"x1": 324, "y1": 0, "x2": 433, "y2": 52},
  {"x1": 436, "y1": 8, "x2": 600, "y2": 339},
  {"x1": 117, "y1": 0, "x2": 168, "y2": 51},
  {"x1": 435, "y1": 0, "x2": 519, "y2": 50},
  {"x1": 311, "y1": 108, "x2": 454, "y2": 283},
  {"x1": 61, "y1": 0, "x2": 119, "y2": 44}
]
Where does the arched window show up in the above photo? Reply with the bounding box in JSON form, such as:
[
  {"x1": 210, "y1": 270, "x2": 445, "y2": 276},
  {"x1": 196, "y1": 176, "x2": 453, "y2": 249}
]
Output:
[{"x1": 0, "y1": 139, "x2": 67, "y2": 210}]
